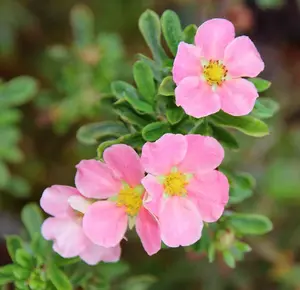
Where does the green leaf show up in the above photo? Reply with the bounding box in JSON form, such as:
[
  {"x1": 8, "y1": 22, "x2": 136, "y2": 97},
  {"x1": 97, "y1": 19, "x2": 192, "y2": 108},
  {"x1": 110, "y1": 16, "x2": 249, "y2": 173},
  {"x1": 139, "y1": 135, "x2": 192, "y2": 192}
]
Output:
[
  {"x1": 248, "y1": 77, "x2": 271, "y2": 93},
  {"x1": 76, "y1": 121, "x2": 129, "y2": 145},
  {"x1": 142, "y1": 122, "x2": 170, "y2": 141},
  {"x1": 124, "y1": 94, "x2": 154, "y2": 114},
  {"x1": 31, "y1": 233, "x2": 49, "y2": 259},
  {"x1": 1, "y1": 147, "x2": 23, "y2": 164},
  {"x1": 13, "y1": 266, "x2": 31, "y2": 280},
  {"x1": 188, "y1": 119, "x2": 204, "y2": 134},
  {"x1": 138, "y1": 10, "x2": 167, "y2": 64},
  {"x1": 15, "y1": 249, "x2": 34, "y2": 269},
  {"x1": 235, "y1": 241, "x2": 252, "y2": 253},
  {"x1": 227, "y1": 213, "x2": 273, "y2": 235},
  {"x1": 98, "y1": 261, "x2": 130, "y2": 282},
  {"x1": 122, "y1": 275, "x2": 157, "y2": 290},
  {"x1": 223, "y1": 250, "x2": 236, "y2": 268},
  {"x1": 183, "y1": 24, "x2": 197, "y2": 44},
  {"x1": 210, "y1": 111, "x2": 269, "y2": 137},
  {"x1": 119, "y1": 133, "x2": 145, "y2": 149},
  {"x1": 0, "y1": 76, "x2": 38, "y2": 108},
  {"x1": 166, "y1": 103, "x2": 184, "y2": 125},
  {"x1": 0, "y1": 127, "x2": 21, "y2": 150},
  {"x1": 70, "y1": 4, "x2": 94, "y2": 48},
  {"x1": 190, "y1": 119, "x2": 212, "y2": 136},
  {"x1": 47, "y1": 262, "x2": 72, "y2": 290},
  {"x1": 97, "y1": 133, "x2": 145, "y2": 158},
  {"x1": 137, "y1": 54, "x2": 164, "y2": 81},
  {"x1": 15, "y1": 280, "x2": 30, "y2": 289},
  {"x1": 252, "y1": 98, "x2": 279, "y2": 119},
  {"x1": 111, "y1": 81, "x2": 139, "y2": 100},
  {"x1": 191, "y1": 226, "x2": 210, "y2": 253},
  {"x1": 0, "y1": 109, "x2": 22, "y2": 125},
  {"x1": 161, "y1": 10, "x2": 183, "y2": 56},
  {"x1": 0, "y1": 162, "x2": 9, "y2": 189},
  {"x1": 155, "y1": 94, "x2": 169, "y2": 115},
  {"x1": 6, "y1": 235, "x2": 23, "y2": 262},
  {"x1": 113, "y1": 104, "x2": 152, "y2": 128},
  {"x1": 163, "y1": 58, "x2": 173, "y2": 69},
  {"x1": 208, "y1": 244, "x2": 216, "y2": 263},
  {"x1": 28, "y1": 269, "x2": 49, "y2": 290},
  {"x1": 97, "y1": 139, "x2": 120, "y2": 159},
  {"x1": 5, "y1": 176, "x2": 31, "y2": 198},
  {"x1": 227, "y1": 172, "x2": 255, "y2": 204},
  {"x1": 158, "y1": 76, "x2": 175, "y2": 96},
  {"x1": 68, "y1": 265, "x2": 93, "y2": 287},
  {"x1": 21, "y1": 203, "x2": 44, "y2": 239},
  {"x1": 133, "y1": 61, "x2": 156, "y2": 103},
  {"x1": 53, "y1": 255, "x2": 80, "y2": 267},
  {"x1": 256, "y1": 0, "x2": 284, "y2": 9},
  {"x1": 92, "y1": 275, "x2": 110, "y2": 290},
  {"x1": 0, "y1": 264, "x2": 15, "y2": 286},
  {"x1": 210, "y1": 123, "x2": 239, "y2": 150}
]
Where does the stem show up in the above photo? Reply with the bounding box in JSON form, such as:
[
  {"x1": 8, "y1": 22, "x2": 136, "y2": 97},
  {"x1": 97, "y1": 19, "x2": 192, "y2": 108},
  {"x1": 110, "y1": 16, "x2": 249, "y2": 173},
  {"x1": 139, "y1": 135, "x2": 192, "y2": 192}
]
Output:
[{"x1": 188, "y1": 118, "x2": 204, "y2": 134}]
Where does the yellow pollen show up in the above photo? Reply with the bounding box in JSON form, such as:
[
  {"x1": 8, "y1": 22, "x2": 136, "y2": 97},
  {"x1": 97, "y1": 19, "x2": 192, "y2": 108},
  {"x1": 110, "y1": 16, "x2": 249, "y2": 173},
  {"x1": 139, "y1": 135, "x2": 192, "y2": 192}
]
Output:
[
  {"x1": 116, "y1": 187, "x2": 143, "y2": 216},
  {"x1": 203, "y1": 60, "x2": 228, "y2": 86},
  {"x1": 163, "y1": 172, "x2": 188, "y2": 196}
]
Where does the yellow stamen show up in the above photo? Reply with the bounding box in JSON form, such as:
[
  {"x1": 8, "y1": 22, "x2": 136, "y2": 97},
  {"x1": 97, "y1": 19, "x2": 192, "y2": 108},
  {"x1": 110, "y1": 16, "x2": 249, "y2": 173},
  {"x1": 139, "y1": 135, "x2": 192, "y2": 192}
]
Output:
[
  {"x1": 203, "y1": 60, "x2": 228, "y2": 86},
  {"x1": 163, "y1": 172, "x2": 188, "y2": 196},
  {"x1": 116, "y1": 186, "x2": 143, "y2": 216}
]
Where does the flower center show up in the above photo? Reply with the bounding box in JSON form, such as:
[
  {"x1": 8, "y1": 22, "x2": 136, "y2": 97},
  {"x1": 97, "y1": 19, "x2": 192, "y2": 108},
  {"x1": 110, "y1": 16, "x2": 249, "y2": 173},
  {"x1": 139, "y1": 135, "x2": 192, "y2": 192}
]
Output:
[
  {"x1": 203, "y1": 60, "x2": 228, "y2": 86},
  {"x1": 163, "y1": 172, "x2": 188, "y2": 196},
  {"x1": 116, "y1": 186, "x2": 143, "y2": 216}
]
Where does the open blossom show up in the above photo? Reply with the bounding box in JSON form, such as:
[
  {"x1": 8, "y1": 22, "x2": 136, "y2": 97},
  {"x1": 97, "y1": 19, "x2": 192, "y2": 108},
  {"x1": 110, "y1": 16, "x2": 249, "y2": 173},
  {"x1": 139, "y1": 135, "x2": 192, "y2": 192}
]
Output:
[
  {"x1": 40, "y1": 185, "x2": 121, "y2": 265},
  {"x1": 141, "y1": 134, "x2": 229, "y2": 247},
  {"x1": 173, "y1": 18, "x2": 264, "y2": 118},
  {"x1": 78, "y1": 144, "x2": 161, "y2": 256}
]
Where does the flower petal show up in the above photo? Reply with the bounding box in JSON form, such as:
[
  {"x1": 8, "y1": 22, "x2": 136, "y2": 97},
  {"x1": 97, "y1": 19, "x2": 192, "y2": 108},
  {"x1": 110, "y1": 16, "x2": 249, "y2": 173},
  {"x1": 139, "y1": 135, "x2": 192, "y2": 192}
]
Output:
[
  {"x1": 100, "y1": 244, "x2": 122, "y2": 263},
  {"x1": 68, "y1": 195, "x2": 91, "y2": 214},
  {"x1": 141, "y1": 134, "x2": 187, "y2": 175},
  {"x1": 224, "y1": 36, "x2": 264, "y2": 78},
  {"x1": 175, "y1": 77, "x2": 221, "y2": 118},
  {"x1": 218, "y1": 78, "x2": 258, "y2": 116},
  {"x1": 178, "y1": 134, "x2": 224, "y2": 174},
  {"x1": 142, "y1": 174, "x2": 164, "y2": 217},
  {"x1": 136, "y1": 207, "x2": 161, "y2": 256},
  {"x1": 172, "y1": 42, "x2": 202, "y2": 85},
  {"x1": 80, "y1": 241, "x2": 121, "y2": 265},
  {"x1": 75, "y1": 160, "x2": 121, "y2": 199},
  {"x1": 195, "y1": 18, "x2": 235, "y2": 60},
  {"x1": 160, "y1": 196, "x2": 203, "y2": 247},
  {"x1": 83, "y1": 201, "x2": 128, "y2": 248},
  {"x1": 42, "y1": 217, "x2": 87, "y2": 258},
  {"x1": 40, "y1": 185, "x2": 79, "y2": 217},
  {"x1": 103, "y1": 144, "x2": 144, "y2": 187},
  {"x1": 187, "y1": 170, "x2": 229, "y2": 222}
]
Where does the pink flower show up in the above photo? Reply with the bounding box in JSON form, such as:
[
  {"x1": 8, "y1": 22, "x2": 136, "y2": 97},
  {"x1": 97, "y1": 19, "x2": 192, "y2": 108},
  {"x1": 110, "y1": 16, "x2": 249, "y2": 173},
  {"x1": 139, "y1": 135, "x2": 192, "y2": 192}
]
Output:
[
  {"x1": 40, "y1": 185, "x2": 121, "y2": 265},
  {"x1": 173, "y1": 18, "x2": 264, "y2": 118},
  {"x1": 78, "y1": 144, "x2": 161, "y2": 256},
  {"x1": 140, "y1": 134, "x2": 229, "y2": 247}
]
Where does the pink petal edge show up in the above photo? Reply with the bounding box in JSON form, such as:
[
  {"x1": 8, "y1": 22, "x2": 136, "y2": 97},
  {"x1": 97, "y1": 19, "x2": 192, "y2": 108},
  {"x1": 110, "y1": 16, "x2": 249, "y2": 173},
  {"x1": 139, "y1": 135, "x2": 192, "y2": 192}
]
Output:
[
  {"x1": 195, "y1": 18, "x2": 235, "y2": 60},
  {"x1": 83, "y1": 201, "x2": 128, "y2": 248},
  {"x1": 175, "y1": 77, "x2": 221, "y2": 118}
]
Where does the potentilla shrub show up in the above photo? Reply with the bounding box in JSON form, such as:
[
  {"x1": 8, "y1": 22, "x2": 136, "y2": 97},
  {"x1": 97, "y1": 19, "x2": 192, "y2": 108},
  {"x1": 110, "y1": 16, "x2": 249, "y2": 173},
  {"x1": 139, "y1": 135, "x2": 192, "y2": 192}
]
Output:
[{"x1": 0, "y1": 10, "x2": 278, "y2": 290}]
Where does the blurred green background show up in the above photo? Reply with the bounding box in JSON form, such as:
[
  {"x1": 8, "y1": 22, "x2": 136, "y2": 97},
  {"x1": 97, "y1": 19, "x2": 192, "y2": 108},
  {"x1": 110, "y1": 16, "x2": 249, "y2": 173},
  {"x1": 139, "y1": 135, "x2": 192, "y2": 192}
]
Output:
[{"x1": 1, "y1": 0, "x2": 300, "y2": 289}]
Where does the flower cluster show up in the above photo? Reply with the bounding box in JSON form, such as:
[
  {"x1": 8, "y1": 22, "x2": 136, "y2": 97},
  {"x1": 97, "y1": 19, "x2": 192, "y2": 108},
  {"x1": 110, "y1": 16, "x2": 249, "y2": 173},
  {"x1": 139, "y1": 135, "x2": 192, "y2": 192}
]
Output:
[
  {"x1": 40, "y1": 134, "x2": 229, "y2": 264},
  {"x1": 40, "y1": 17, "x2": 265, "y2": 265}
]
